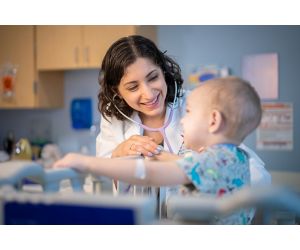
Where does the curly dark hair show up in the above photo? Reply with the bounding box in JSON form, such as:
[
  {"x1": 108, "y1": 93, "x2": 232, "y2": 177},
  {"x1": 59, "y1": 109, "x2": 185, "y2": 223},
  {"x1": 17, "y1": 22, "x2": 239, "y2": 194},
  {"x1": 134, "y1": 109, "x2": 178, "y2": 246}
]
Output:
[{"x1": 98, "y1": 35, "x2": 183, "y2": 121}]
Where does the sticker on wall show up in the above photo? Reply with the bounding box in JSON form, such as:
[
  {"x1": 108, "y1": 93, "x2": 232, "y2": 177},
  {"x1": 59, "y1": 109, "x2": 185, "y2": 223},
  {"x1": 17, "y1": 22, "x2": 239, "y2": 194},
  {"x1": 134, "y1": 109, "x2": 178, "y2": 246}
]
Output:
[
  {"x1": 71, "y1": 98, "x2": 92, "y2": 130},
  {"x1": 188, "y1": 65, "x2": 230, "y2": 87},
  {"x1": 256, "y1": 102, "x2": 293, "y2": 150}
]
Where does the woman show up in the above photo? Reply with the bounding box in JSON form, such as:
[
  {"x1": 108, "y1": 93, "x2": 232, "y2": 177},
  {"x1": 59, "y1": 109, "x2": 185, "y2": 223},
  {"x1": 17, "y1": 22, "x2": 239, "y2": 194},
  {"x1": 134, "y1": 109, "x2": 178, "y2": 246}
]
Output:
[
  {"x1": 97, "y1": 35, "x2": 185, "y2": 159},
  {"x1": 96, "y1": 35, "x2": 271, "y2": 189}
]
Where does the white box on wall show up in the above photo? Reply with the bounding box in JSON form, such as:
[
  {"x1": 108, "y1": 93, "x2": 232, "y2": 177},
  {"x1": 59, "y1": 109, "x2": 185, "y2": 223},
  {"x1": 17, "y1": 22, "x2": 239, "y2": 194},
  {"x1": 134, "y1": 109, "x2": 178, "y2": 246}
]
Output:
[{"x1": 242, "y1": 53, "x2": 279, "y2": 100}]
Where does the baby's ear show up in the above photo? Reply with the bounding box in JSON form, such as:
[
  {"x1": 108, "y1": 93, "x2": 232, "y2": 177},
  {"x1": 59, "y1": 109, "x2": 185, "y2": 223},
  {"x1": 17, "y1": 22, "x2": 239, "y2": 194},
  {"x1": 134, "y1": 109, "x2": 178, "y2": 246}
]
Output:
[{"x1": 208, "y1": 109, "x2": 223, "y2": 133}]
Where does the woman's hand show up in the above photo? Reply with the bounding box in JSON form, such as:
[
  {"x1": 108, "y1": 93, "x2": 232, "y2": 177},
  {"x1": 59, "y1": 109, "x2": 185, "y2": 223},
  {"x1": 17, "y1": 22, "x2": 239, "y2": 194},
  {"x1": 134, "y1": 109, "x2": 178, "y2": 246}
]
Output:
[
  {"x1": 53, "y1": 153, "x2": 89, "y2": 172},
  {"x1": 111, "y1": 135, "x2": 162, "y2": 158}
]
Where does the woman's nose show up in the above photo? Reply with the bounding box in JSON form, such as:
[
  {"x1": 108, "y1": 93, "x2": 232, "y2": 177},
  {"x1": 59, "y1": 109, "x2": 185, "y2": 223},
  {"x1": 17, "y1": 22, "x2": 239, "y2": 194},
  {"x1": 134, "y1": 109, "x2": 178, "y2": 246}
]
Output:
[{"x1": 140, "y1": 83, "x2": 155, "y2": 99}]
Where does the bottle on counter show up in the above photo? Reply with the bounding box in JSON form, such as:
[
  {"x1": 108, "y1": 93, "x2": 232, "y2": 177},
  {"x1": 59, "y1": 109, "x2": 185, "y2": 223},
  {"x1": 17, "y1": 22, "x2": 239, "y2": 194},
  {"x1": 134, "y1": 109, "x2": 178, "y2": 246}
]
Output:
[
  {"x1": 12, "y1": 138, "x2": 32, "y2": 160},
  {"x1": 3, "y1": 131, "x2": 15, "y2": 158}
]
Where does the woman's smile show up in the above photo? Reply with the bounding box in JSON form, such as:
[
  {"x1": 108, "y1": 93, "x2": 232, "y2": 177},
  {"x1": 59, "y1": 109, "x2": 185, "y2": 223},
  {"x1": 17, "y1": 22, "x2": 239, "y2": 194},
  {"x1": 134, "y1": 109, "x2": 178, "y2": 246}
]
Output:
[{"x1": 141, "y1": 94, "x2": 160, "y2": 109}]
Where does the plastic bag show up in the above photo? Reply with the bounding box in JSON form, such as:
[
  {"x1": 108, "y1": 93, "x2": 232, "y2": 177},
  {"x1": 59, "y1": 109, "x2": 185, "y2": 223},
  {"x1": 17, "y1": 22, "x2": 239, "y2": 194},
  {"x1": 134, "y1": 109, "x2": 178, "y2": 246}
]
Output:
[{"x1": 1, "y1": 63, "x2": 18, "y2": 100}]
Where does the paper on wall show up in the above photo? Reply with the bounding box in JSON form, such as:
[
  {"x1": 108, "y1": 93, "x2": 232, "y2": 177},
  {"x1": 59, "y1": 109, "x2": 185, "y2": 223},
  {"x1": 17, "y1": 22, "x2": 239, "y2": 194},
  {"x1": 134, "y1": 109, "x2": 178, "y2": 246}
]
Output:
[
  {"x1": 242, "y1": 53, "x2": 278, "y2": 100},
  {"x1": 256, "y1": 102, "x2": 293, "y2": 150}
]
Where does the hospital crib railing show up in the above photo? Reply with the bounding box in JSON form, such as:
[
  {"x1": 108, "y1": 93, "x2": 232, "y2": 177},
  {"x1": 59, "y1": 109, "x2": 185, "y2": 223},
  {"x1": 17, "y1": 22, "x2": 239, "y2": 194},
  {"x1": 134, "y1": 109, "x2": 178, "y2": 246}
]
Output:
[
  {"x1": 1, "y1": 160, "x2": 300, "y2": 224},
  {"x1": 166, "y1": 185, "x2": 300, "y2": 224},
  {"x1": 0, "y1": 160, "x2": 87, "y2": 192},
  {"x1": 0, "y1": 160, "x2": 156, "y2": 224}
]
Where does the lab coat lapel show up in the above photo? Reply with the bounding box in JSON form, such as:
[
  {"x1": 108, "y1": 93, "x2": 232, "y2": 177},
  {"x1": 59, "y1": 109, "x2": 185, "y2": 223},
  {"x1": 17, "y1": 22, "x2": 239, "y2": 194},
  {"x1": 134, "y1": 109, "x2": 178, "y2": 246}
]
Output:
[
  {"x1": 165, "y1": 104, "x2": 184, "y2": 155},
  {"x1": 124, "y1": 112, "x2": 142, "y2": 139}
]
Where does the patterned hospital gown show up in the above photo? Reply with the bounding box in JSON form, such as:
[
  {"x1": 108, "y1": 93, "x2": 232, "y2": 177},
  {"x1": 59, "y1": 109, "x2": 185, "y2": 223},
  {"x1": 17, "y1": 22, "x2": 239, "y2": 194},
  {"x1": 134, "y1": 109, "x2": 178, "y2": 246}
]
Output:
[{"x1": 176, "y1": 143, "x2": 254, "y2": 224}]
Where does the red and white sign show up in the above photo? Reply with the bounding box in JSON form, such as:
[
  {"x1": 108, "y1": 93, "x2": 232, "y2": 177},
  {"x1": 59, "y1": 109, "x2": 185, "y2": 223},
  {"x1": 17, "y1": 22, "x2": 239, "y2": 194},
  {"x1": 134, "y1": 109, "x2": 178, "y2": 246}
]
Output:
[{"x1": 257, "y1": 102, "x2": 293, "y2": 150}]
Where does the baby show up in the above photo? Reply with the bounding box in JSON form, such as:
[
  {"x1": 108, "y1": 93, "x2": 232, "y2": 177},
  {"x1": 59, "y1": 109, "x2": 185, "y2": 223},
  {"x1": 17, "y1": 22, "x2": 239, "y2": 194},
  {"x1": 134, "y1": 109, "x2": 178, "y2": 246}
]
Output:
[{"x1": 54, "y1": 76, "x2": 262, "y2": 224}]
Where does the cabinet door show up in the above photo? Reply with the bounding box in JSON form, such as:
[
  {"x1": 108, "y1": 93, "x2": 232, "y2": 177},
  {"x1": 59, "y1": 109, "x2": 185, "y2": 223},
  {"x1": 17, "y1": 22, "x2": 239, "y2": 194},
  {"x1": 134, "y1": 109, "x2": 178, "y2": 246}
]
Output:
[
  {"x1": 36, "y1": 26, "x2": 82, "y2": 70},
  {"x1": 82, "y1": 26, "x2": 135, "y2": 68},
  {"x1": 0, "y1": 26, "x2": 36, "y2": 108}
]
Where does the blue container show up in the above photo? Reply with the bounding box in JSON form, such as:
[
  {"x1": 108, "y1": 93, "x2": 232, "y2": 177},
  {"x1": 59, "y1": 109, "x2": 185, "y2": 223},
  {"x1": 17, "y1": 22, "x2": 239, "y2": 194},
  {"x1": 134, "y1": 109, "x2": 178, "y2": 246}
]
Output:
[{"x1": 71, "y1": 98, "x2": 92, "y2": 129}]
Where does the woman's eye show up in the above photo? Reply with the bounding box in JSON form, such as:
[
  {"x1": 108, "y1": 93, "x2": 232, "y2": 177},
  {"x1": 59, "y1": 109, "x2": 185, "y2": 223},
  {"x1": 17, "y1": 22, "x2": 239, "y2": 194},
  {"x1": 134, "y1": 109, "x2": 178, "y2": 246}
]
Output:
[
  {"x1": 127, "y1": 85, "x2": 138, "y2": 91},
  {"x1": 149, "y1": 75, "x2": 158, "y2": 81}
]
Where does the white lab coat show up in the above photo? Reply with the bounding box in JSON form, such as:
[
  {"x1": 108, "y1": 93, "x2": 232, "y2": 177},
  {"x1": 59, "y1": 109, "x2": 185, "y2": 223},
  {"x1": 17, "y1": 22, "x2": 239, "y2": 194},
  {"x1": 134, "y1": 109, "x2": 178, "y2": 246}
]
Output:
[{"x1": 96, "y1": 91, "x2": 271, "y2": 186}]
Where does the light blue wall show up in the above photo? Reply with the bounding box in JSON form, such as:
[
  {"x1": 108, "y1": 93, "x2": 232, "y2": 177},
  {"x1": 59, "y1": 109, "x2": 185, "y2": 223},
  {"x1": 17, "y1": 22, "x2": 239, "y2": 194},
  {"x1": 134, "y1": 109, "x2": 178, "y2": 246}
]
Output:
[
  {"x1": 0, "y1": 26, "x2": 299, "y2": 171},
  {"x1": 157, "y1": 25, "x2": 300, "y2": 171}
]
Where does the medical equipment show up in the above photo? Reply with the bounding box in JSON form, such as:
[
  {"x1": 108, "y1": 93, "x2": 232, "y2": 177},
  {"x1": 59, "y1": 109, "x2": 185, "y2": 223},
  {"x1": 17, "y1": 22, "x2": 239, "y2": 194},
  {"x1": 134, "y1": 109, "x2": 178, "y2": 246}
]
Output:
[
  {"x1": 0, "y1": 188, "x2": 156, "y2": 225},
  {"x1": 134, "y1": 158, "x2": 146, "y2": 180},
  {"x1": 0, "y1": 160, "x2": 86, "y2": 192},
  {"x1": 0, "y1": 160, "x2": 156, "y2": 224},
  {"x1": 111, "y1": 81, "x2": 178, "y2": 153}
]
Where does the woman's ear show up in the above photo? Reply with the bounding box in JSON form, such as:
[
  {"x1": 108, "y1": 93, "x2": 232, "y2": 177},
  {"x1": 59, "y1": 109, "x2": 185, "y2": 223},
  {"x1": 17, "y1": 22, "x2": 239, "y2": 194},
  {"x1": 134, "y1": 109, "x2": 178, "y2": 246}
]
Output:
[
  {"x1": 208, "y1": 109, "x2": 223, "y2": 133},
  {"x1": 112, "y1": 90, "x2": 123, "y2": 101}
]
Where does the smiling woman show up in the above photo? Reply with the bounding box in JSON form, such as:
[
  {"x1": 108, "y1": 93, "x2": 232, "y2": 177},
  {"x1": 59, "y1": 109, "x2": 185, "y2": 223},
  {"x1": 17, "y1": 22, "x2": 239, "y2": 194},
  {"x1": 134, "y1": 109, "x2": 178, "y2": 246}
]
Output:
[
  {"x1": 97, "y1": 35, "x2": 184, "y2": 158},
  {"x1": 105, "y1": 57, "x2": 180, "y2": 154}
]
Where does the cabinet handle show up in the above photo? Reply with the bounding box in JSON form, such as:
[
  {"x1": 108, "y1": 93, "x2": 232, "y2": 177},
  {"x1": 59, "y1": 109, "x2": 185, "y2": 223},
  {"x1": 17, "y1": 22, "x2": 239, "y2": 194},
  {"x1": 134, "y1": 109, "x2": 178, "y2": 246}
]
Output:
[
  {"x1": 84, "y1": 46, "x2": 90, "y2": 64},
  {"x1": 74, "y1": 47, "x2": 79, "y2": 64},
  {"x1": 33, "y1": 81, "x2": 38, "y2": 95}
]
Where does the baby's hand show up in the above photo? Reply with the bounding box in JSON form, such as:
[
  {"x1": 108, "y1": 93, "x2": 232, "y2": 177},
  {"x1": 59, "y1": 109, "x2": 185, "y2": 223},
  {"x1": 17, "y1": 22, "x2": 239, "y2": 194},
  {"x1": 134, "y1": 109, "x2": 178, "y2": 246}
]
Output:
[
  {"x1": 53, "y1": 153, "x2": 89, "y2": 172},
  {"x1": 150, "y1": 150, "x2": 181, "y2": 161}
]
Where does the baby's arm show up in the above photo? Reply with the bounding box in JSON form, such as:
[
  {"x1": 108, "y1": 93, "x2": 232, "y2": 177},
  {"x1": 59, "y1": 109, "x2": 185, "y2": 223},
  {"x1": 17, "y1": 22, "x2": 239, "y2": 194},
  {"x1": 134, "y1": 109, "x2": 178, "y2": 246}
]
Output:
[
  {"x1": 53, "y1": 153, "x2": 189, "y2": 187},
  {"x1": 148, "y1": 151, "x2": 181, "y2": 161}
]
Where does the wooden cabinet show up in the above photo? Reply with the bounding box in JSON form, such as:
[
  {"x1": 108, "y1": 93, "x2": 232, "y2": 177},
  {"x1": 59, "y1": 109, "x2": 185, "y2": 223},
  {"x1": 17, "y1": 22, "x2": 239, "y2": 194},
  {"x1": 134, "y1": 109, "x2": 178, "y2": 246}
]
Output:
[
  {"x1": 36, "y1": 25, "x2": 157, "y2": 70},
  {"x1": 0, "y1": 25, "x2": 156, "y2": 108},
  {"x1": 0, "y1": 26, "x2": 64, "y2": 109},
  {"x1": 36, "y1": 26, "x2": 82, "y2": 70},
  {"x1": 81, "y1": 26, "x2": 136, "y2": 68}
]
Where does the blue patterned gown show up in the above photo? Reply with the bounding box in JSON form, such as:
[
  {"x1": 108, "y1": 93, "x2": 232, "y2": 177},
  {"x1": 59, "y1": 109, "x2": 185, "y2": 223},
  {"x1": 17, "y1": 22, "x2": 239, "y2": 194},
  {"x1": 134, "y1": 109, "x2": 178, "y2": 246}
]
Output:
[{"x1": 176, "y1": 143, "x2": 254, "y2": 224}]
